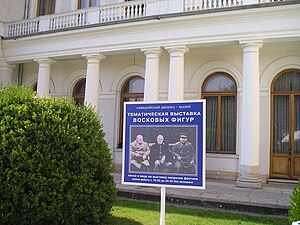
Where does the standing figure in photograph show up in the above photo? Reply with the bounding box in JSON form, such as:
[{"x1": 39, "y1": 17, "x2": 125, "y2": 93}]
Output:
[
  {"x1": 172, "y1": 132, "x2": 196, "y2": 174},
  {"x1": 149, "y1": 134, "x2": 173, "y2": 173},
  {"x1": 130, "y1": 134, "x2": 150, "y2": 172}
]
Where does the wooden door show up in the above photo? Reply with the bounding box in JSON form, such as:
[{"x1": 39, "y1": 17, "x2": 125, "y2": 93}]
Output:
[{"x1": 270, "y1": 70, "x2": 300, "y2": 179}]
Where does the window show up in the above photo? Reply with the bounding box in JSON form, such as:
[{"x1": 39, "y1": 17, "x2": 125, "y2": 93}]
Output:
[
  {"x1": 202, "y1": 73, "x2": 237, "y2": 154},
  {"x1": 37, "y1": 0, "x2": 56, "y2": 16},
  {"x1": 72, "y1": 79, "x2": 86, "y2": 106},
  {"x1": 270, "y1": 69, "x2": 300, "y2": 178},
  {"x1": 32, "y1": 82, "x2": 37, "y2": 92},
  {"x1": 118, "y1": 76, "x2": 144, "y2": 147},
  {"x1": 78, "y1": 0, "x2": 100, "y2": 9}
]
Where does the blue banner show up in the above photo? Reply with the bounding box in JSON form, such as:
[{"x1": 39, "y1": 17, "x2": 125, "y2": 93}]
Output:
[{"x1": 122, "y1": 100, "x2": 205, "y2": 189}]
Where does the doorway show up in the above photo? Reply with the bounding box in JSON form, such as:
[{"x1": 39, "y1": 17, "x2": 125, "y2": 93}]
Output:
[{"x1": 270, "y1": 70, "x2": 300, "y2": 179}]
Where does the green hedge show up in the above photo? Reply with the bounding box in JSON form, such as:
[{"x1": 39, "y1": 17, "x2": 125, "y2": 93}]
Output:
[
  {"x1": 290, "y1": 179, "x2": 300, "y2": 223},
  {"x1": 0, "y1": 84, "x2": 117, "y2": 225}
]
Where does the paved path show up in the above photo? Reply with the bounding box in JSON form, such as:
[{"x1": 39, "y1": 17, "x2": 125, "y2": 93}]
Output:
[{"x1": 113, "y1": 173, "x2": 297, "y2": 216}]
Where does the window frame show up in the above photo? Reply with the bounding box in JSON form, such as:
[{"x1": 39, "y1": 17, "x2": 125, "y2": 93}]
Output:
[
  {"x1": 72, "y1": 78, "x2": 86, "y2": 106},
  {"x1": 77, "y1": 0, "x2": 100, "y2": 9},
  {"x1": 270, "y1": 69, "x2": 300, "y2": 178},
  {"x1": 201, "y1": 72, "x2": 237, "y2": 154},
  {"x1": 37, "y1": 0, "x2": 56, "y2": 16},
  {"x1": 118, "y1": 76, "x2": 144, "y2": 148}
]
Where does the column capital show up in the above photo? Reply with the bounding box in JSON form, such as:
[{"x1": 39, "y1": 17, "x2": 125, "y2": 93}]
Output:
[
  {"x1": 239, "y1": 40, "x2": 263, "y2": 51},
  {"x1": 34, "y1": 57, "x2": 56, "y2": 65},
  {"x1": 83, "y1": 53, "x2": 106, "y2": 62},
  {"x1": 165, "y1": 45, "x2": 190, "y2": 55},
  {"x1": 141, "y1": 47, "x2": 161, "y2": 55}
]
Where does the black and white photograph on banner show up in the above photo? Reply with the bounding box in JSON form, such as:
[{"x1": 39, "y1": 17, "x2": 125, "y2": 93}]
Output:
[{"x1": 129, "y1": 126, "x2": 198, "y2": 175}]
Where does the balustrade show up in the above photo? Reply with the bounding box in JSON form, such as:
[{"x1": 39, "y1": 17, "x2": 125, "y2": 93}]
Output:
[
  {"x1": 7, "y1": 19, "x2": 39, "y2": 37},
  {"x1": 49, "y1": 11, "x2": 88, "y2": 30},
  {"x1": 185, "y1": 0, "x2": 241, "y2": 11},
  {"x1": 99, "y1": 1, "x2": 146, "y2": 22},
  {"x1": 4, "y1": 0, "x2": 287, "y2": 38}
]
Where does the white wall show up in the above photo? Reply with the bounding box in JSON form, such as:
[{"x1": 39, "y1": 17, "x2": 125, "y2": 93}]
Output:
[
  {"x1": 0, "y1": 0, "x2": 25, "y2": 22},
  {"x1": 19, "y1": 41, "x2": 300, "y2": 178}
]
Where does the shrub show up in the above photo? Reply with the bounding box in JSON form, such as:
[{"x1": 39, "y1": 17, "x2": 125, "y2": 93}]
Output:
[
  {"x1": 289, "y1": 179, "x2": 300, "y2": 223},
  {"x1": 0, "y1": 84, "x2": 117, "y2": 225}
]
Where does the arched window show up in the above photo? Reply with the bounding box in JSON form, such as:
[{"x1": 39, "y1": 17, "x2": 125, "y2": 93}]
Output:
[
  {"x1": 118, "y1": 76, "x2": 144, "y2": 147},
  {"x1": 72, "y1": 79, "x2": 86, "y2": 106},
  {"x1": 271, "y1": 69, "x2": 300, "y2": 179},
  {"x1": 202, "y1": 73, "x2": 237, "y2": 154}
]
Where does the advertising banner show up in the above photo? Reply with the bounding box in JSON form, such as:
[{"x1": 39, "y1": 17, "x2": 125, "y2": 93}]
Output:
[{"x1": 122, "y1": 100, "x2": 206, "y2": 189}]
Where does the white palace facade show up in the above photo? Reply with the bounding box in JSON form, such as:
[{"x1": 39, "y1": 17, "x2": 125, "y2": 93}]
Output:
[{"x1": 1, "y1": 0, "x2": 300, "y2": 188}]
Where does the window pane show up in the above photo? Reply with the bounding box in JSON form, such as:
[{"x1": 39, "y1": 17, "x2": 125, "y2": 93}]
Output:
[
  {"x1": 73, "y1": 79, "x2": 86, "y2": 106},
  {"x1": 92, "y1": 0, "x2": 101, "y2": 6},
  {"x1": 50, "y1": 0, "x2": 56, "y2": 14},
  {"x1": 80, "y1": 0, "x2": 90, "y2": 8},
  {"x1": 38, "y1": 0, "x2": 56, "y2": 16},
  {"x1": 205, "y1": 96, "x2": 218, "y2": 153},
  {"x1": 38, "y1": 0, "x2": 46, "y2": 15},
  {"x1": 273, "y1": 71, "x2": 300, "y2": 92},
  {"x1": 221, "y1": 96, "x2": 236, "y2": 152},
  {"x1": 204, "y1": 74, "x2": 236, "y2": 92},
  {"x1": 295, "y1": 95, "x2": 300, "y2": 154},
  {"x1": 120, "y1": 77, "x2": 144, "y2": 147},
  {"x1": 32, "y1": 82, "x2": 37, "y2": 92},
  {"x1": 123, "y1": 77, "x2": 144, "y2": 93},
  {"x1": 74, "y1": 79, "x2": 86, "y2": 95},
  {"x1": 273, "y1": 96, "x2": 289, "y2": 154}
]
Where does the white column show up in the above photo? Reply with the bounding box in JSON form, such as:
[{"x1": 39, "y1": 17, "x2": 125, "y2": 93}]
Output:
[
  {"x1": 165, "y1": 45, "x2": 189, "y2": 101},
  {"x1": 142, "y1": 47, "x2": 161, "y2": 102},
  {"x1": 0, "y1": 62, "x2": 15, "y2": 85},
  {"x1": 35, "y1": 58, "x2": 55, "y2": 97},
  {"x1": 83, "y1": 53, "x2": 106, "y2": 112},
  {"x1": 236, "y1": 41, "x2": 263, "y2": 189}
]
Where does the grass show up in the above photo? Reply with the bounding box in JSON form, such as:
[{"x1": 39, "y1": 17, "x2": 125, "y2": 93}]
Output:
[{"x1": 105, "y1": 199, "x2": 289, "y2": 225}]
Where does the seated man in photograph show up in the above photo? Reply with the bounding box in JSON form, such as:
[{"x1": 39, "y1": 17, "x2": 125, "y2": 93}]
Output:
[
  {"x1": 149, "y1": 134, "x2": 173, "y2": 173},
  {"x1": 171, "y1": 132, "x2": 196, "y2": 174},
  {"x1": 130, "y1": 134, "x2": 150, "y2": 172}
]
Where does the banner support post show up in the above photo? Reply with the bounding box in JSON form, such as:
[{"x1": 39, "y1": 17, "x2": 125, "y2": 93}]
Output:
[{"x1": 160, "y1": 186, "x2": 166, "y2": 225}]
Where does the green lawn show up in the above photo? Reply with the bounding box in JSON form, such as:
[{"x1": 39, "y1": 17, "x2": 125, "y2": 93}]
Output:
[{"x1": 105, "y1": 199, "x2": 289, "y2": 225}]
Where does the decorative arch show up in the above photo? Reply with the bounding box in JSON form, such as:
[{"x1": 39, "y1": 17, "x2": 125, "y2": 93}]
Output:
[
  {"x1": 111, "y1": 65, "x2": 145, "y2": 92},
  {"x1": 260, "y1": 56, "x2": 300, "y2": 89},
  {"x1": 189, "y1": 60, "x2": 242, "y2": 94},
  {"x1": 24, "y1": 73, "x2": 55, "y2": 93},
  {"x1": 64, "y1": 69, "x2": 102, "y2": 97}
]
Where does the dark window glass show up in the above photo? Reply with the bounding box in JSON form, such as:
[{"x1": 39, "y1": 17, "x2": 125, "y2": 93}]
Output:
[
  {"x1": 202, "y1": 73, "x2": 237, "y2": 154},
  {"x1": 119, "y1": 76, "x2": 144, "y2": 147},
  {"x1": 72, "y1": 78, "x2": 86, "y2": 106},
  {"x1": 273, "y1": 70, "x2": 300, "y2": 92},
  {"x1": 37, "y1": 0, "x2": 56, "y2": 16}
]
